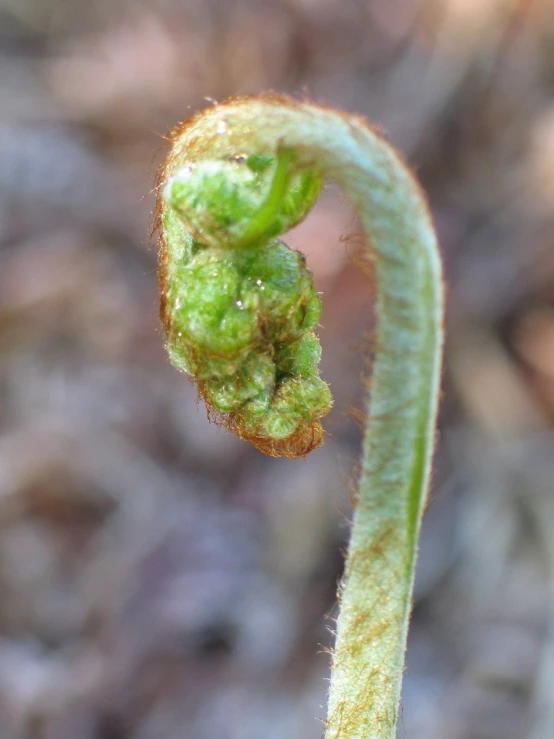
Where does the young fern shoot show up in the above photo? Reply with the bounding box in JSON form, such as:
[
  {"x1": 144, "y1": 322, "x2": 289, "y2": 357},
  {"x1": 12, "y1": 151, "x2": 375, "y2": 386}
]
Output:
[{"x1": 156, "y1": 95, "x2": 444, "y2": 739}]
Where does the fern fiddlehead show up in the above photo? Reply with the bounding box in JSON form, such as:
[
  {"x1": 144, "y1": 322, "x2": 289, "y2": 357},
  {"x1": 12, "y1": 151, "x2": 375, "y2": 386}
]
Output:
[
  {"x1": 156, "y1": 95, "x2": 444, "y2": 739},
  {"x1": 157, "y1": 124, "x2": 332, "y2": 458}
]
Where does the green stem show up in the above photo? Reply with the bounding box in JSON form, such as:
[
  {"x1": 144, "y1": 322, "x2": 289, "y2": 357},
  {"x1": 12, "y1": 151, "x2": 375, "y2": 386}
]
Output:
[
  {"x1": 234, "y1": 148, "x2": 294, "y2": 247},
  {"x1": 161, "y1": 96, "x2": 444, "y2": 739}
]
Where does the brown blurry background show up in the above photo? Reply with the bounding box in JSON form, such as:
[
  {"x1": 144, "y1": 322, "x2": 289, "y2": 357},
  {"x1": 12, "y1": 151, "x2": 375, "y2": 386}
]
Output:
[{"x1": 1, "y1": 0, "x2": 554, "y2": 737}]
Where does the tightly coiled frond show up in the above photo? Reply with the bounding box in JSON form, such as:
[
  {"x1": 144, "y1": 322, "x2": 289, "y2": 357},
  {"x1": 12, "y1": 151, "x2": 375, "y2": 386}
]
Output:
[
  {"x1": 155, "y1": 94, "x2": 444, "y2": 739},
  {"x1": 156, "y1": 99, "x2": 332, "y2": 458}
]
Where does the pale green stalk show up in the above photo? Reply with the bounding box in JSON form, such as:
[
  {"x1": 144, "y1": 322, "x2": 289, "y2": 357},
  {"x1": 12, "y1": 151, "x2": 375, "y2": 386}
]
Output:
[{"x1": 161, "y1": 96, "x2": 444, "y2": 739}]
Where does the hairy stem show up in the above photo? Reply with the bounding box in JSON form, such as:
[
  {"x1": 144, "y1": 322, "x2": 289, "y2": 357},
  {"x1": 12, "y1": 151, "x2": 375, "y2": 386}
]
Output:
[{"x1": 158, "y1": 95, "x2": 443, "y2": 738}]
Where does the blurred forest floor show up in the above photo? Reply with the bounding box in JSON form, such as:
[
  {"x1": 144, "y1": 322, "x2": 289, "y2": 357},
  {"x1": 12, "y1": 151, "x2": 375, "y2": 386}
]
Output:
[{"x1": 1, "y1": 0, "x2": 554, "y2": 737}]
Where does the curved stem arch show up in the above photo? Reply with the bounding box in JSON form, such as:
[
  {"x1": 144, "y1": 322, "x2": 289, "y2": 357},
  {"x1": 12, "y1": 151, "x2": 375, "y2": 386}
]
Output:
[{"x1": 161, "y1": 96, "x2": 444, "y2": 739}]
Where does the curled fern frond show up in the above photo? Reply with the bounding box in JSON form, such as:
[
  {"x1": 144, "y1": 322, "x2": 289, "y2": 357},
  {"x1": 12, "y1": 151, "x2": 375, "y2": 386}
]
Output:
[
  {"x1": 155, "y1": 94, "x2": 444, "y2": 739},
  {"x1": 156, "y1": 107, "x2": 332, "y2": 458}
]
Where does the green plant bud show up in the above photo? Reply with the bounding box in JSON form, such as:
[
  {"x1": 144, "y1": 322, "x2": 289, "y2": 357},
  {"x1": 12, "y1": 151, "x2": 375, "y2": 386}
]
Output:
[
  {"x1": 257, "y1": 376, "x2": 332, "y2": 440},
  {"x1": 202, "y1": 352, "x2": 276, "y2": 413},
  {"x1": 165, "y1": 151, "x2": 322, "y2": 249},
  {"x1": 293, "y1": 376, "x2": 333, "y2": 420},
  {"x1": 239, "y1": 239, "x2": 322, "y2": 341},
  {"x1": 276, "y1": 332, "x2": 322, "y2": 377},
  {"x1": 262, "y1": 406, "x2": 300, "y2": 440},
  {"x1": 236, "y1": 393, "x2": 271, "y2": 435},
  {"x1": 168, "y1": 251, "x2": 259, "y2": 371}
]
